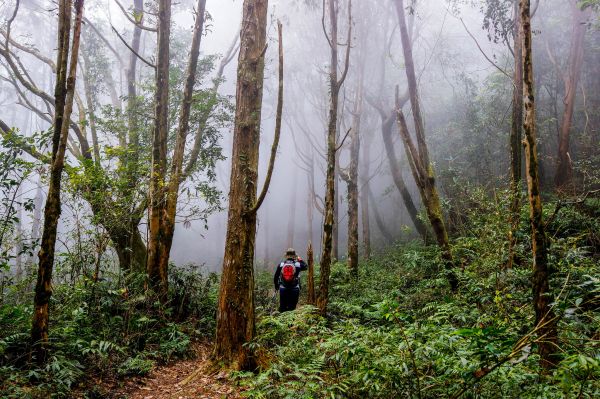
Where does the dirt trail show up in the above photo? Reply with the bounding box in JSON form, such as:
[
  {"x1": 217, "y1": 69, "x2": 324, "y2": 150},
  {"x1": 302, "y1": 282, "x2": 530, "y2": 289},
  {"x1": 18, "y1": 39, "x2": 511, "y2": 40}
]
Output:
[{"x1": 111, "y1": 343, "x2": 242, "y2": 399}]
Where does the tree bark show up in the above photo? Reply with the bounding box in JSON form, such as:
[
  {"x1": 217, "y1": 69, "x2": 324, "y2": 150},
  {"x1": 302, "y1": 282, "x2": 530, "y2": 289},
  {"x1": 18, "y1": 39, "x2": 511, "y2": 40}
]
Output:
[
  {"x1": 317, "y1": 0, "x2": 351, "y2": 315},
  {"x1": 359, "y1": 126, "x2": 371, "y2": 259},
  {"x1": 508, "y1": 1, "x2": 524, "y2": 270},
  {"x1": 344, "y1": 79, "x2": 363, "y2": 277},
  {"x1": 554, "y1": 2, "x2": 590, "y2": 191},
  {"x1": 393, "y1": 0, "x2": 457, "y2": 291},
  {"x1": 147, "y1": 0, "x2": 207, "y2": 301},
  {"x1": 31, "y1": 0, "x2": 84, "y2": 364},
  {"x1": 214, "y1": 1, "x2": 273, "y2": 369},
  {"x1": 520, "y1": 0, "x2": 558, "y2": 370},
  {"x1": 146, "y1": 0, "x2": 172, "y2": 301},
  {"x1": 379, "y1": 111, "x2": 429, "y2": 241}
]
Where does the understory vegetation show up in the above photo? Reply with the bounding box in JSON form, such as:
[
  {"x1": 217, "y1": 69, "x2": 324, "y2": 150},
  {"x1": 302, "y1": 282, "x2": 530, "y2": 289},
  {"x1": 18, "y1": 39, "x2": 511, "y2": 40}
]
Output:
[
  {"x1": 1, "y1": 191, "x2": 598, "y2": 399},
  {"x1": 241, "y1": 190, "x2": 600, "y2": 399},
  {"x1": 0, "y1": 266, "x2": 219, "y2": 398}
]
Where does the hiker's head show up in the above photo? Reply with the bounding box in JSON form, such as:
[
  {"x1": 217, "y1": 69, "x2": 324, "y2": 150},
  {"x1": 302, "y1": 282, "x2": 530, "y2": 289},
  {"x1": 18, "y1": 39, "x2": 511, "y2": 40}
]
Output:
[{"x1": 285, "y1": 248, "x2": 296, "y2": 259}]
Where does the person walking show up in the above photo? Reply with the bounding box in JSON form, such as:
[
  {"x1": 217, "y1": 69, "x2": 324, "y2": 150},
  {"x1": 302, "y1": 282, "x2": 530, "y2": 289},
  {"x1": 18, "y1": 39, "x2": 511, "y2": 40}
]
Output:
[{"x1": 273, "y1": 248, "x2": 307, "y2": 312}]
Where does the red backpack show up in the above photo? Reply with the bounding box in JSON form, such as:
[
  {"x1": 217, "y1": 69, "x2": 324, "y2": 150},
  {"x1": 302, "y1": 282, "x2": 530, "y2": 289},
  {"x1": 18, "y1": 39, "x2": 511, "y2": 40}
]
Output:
[{"x1": 280, "y1": 261, "x2": 297, "y2": 286}]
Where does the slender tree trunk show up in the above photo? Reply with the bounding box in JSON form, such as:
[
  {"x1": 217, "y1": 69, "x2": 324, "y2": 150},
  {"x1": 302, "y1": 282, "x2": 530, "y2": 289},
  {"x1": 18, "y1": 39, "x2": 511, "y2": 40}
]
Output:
[
  {"x1": 380, "y1": 112, "x2": 428, "y2": 241},
  {"x1": 508, "y1": 1, "x2": 524, "y2": 270},
  {"x1": 149, "y1": 0, "x2": 207, "y2": 298},
  {"x1": 317, "y1": 0, "x2": 351, "y2": 315},
  {"x1": 307, "y1": 242, "x2": 315, "y2": 305},
  {"x1": 215, "y1": 0, "x2": 271, "y2": 369},
  {"x1": 554, "y1": 2, "x2": 590, "y2": 191},
  {"x1": 520, "y1": 0, "x2": 558, "y2": 370},
  {"x1": 31, "y1": 0, "x2": 84, "y2": 364},
  {"x1": 359, "y1": 127, "x2": 371, "y2": 259},
  {"x1": 394, "y1": 0, "x2": 456, "y2": 291},
  {"x1": 344, "y1": 80, "x2": 363, "y2": 277},
  {"x1": 146, "y1": 0, "x2": 171, "y2": 300}
]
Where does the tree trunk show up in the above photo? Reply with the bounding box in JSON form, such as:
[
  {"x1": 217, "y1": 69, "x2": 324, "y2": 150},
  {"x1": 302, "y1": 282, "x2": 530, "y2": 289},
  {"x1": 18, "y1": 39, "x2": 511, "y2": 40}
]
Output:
[
  {"x1": 146, "y1": 0, "x2": 172, "y2": 301},
  {"x1": 317, "y1": 0, "x2": 351, "y2": 315},
  {"x1": 520, "y1": 0, "x2": 558, "y2": 370},
  {"x1": 394, "y1": 0, "x2": 456, "y2": 291},
  {"x1": 359, "y1": 126, "x2": 371, "y2": 259},
  {"x1": 554, "y1": 2, "x2": 590, "y2": 190},
  {"x1": 380, "y1": 112, "x2": 429, "y2": 241},
  {"x1": 31, "y1": 0, "x2": 84, "y2": 364},
  {"x1": 508, "y1": 1, "x2": 524, "y2": 270},
  {"x1": 148, "y1": 0, "x2": 207, "y2": 300},
  {"x1": 307, "y1": 242, "x2": 315, "y2": 305},
  {"x1": 345, "y1": 80, "x2": 362, "y2": 277},
  {"x1": 215, "y1": 0, "x2": 270, "y2": 369}
]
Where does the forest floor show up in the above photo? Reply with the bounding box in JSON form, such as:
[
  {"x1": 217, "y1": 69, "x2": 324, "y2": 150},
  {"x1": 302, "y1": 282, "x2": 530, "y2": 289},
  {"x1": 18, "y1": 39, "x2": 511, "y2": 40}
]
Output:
[{"x1": 107, "y1": 343, "x2": 242, "y2": 399}]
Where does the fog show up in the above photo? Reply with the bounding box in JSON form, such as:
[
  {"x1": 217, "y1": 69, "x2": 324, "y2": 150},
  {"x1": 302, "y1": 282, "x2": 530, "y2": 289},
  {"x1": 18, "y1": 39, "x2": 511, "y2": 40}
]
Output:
[{"x1": 1, "y1": 0, "x2": 598, "y2": 275}]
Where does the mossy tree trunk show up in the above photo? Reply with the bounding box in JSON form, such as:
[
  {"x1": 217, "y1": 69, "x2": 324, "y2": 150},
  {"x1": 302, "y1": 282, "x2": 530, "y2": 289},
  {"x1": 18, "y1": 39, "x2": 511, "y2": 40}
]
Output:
[
  {"x1": 31, "y1": 0, "x2": 84, "y2": 364},
  {"x1": 317, "y1": 0, "x2": 352, "y2": 315},
  {"x1": 215, "y1": 8, "x2": 284, "y2": 370},
  {"x1": 393, "y1": 0, "x2": 457, "y2": 292},
  {"x1": 519, "y1": 0, "x2": 558, "y2": 370}
]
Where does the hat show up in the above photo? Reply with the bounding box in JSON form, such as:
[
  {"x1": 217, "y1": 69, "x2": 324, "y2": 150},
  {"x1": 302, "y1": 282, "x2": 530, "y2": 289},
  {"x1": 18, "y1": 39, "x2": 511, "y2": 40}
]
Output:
[{"x1": 285, "y1": 248, "x2": 296, "y2": 258}]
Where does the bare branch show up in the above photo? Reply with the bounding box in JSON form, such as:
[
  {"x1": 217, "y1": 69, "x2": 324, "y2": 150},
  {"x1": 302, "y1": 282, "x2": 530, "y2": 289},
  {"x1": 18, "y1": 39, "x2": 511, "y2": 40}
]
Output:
[
  {"x1": 335, "y1": 128, "x2": 352, "y2": 152},
  {"x1": 111, "y1": 25, "x2": 156, "y2": 69},
  {"x1": 337, "y1": 0, "x2": 352, "y2": 88}
]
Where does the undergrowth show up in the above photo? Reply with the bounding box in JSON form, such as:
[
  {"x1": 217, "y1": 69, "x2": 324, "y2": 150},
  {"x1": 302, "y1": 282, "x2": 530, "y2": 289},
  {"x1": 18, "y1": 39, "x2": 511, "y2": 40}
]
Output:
[
  {"x1": 0, "y1": 265, "x2": 219, "y2": 398},
  {"x1": 237, "y1": 192, "x2": 600, "y2": 398}
]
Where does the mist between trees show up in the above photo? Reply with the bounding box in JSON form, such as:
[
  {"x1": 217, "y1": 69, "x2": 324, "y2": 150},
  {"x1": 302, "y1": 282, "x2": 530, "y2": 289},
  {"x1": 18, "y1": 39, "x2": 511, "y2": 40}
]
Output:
[{"x1": 0, "y1": 0, "x2": 599, "y2": 397}]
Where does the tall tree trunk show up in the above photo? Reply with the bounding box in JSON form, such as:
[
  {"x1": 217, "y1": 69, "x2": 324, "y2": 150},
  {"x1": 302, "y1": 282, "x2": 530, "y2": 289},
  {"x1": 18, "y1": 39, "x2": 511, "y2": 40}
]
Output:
[
  {"x1": 146, "y1": 0, "x2": 172, "y2": 300},
  {"x1": 554, "y1": 2, "x2": 590, "y2": 191},
  {"x1": 508, "y1": 1, "x2": 524, "y2": 270},
  {"x1": 359, "y1": 127, "x2": 371, "y2": 259},
  {"x1": 343, "y1": 79, "x2": 363, "y2": 277},
  {"x1": 215, "y1": 3, "x2": 279, "y2": 369},
  {"x1": 520, "y1": 0, "x2": 558, "y2": 370},
  {"x1": 393, "y1": 0, "x2": 457, "y2": 291},
  {"x1": 31, "y1": 0, "x2": 84, "y2": 364},
  {"x1": 317, "y1": 0, "x2": 351, "y2": 315},
  {"x1": 148, "y1": 0, "x2": 207, "y2": 299}
]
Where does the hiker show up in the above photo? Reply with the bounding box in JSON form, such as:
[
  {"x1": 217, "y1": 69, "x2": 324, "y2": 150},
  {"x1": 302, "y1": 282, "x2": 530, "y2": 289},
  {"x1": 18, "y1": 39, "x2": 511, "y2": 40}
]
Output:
[{"x1": 274, "y1": 248, "x2": 308, "y2": 312}]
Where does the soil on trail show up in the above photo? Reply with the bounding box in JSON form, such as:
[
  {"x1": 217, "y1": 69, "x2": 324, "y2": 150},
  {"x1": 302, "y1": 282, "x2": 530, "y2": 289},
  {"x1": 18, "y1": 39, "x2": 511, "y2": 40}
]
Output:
[{"x1": 110, "y1": 343, "x2": 243, "y2": 399}]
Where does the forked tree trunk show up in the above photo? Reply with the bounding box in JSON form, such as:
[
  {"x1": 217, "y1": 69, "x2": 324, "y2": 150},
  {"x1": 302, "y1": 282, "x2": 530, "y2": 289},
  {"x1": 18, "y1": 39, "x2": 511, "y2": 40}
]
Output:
[
  {"x1": 393, "y1": 0, "x2": 457, "y2": 292},
  {"x1": 508, "y1": 1, "x2": 524, "y2": 270},
  {"x1": 147, "y1": 0, "x2": 207, "y2": 300},
  {"x1": 146, "y1": 0, "x2": 172, "y2": 300},
  {"x1": 215, "y1": 5, "x2": 283, "y2": 369},
  {"x1": 554, "y1": 2, "x2": 590, "y2": 190},
  {"x1": 31, "y1": 0, "x2": 84, "y2": 364},
  {"x1": 317, "y1": 0, "x2": 351, "y2": 315},
  {"x1": 520, "y1": 0, "x2": 558, "y2": 370},
  {"x1": 307, "y1": 242, "x2": 315, "y2": 305}
]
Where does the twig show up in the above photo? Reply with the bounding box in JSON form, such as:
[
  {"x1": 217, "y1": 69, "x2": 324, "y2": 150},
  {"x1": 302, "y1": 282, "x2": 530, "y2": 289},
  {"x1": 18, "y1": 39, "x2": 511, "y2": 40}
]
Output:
[{"x1": 334, "y1": 128, "x2": 352, "y2": 152}]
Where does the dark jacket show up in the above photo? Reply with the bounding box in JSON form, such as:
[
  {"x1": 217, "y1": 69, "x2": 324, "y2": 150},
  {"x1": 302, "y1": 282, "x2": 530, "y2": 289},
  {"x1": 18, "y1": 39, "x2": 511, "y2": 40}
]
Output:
[{"x1": 274, "y1": 257, "x2": 308, "y2": 290}]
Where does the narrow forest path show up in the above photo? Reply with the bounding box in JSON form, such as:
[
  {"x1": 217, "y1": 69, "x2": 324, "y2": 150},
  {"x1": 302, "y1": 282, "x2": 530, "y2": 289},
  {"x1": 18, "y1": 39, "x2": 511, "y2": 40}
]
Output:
[{"x1": 111, "y1": 343, "x2": 242, "y2": 399}]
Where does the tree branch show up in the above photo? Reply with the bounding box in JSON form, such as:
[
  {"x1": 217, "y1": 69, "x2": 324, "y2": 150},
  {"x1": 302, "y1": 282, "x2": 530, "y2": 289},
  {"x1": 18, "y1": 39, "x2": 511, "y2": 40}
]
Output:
[
  {"x1": 111, "y1": 25, "x2": 156, "y2": 69},
  {"x1": 113, "y1": 0, "x2": 157, "y2": 32}
]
